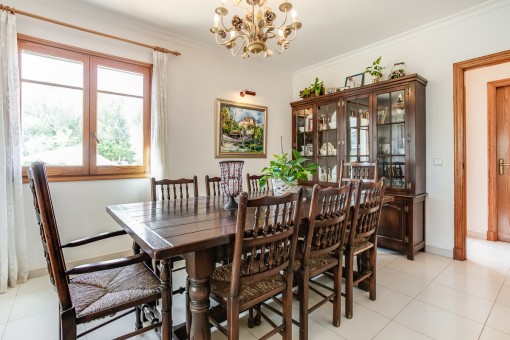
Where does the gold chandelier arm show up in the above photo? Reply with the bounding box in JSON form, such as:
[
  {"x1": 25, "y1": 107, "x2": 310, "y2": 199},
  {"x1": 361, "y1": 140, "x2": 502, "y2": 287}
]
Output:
[
  {"x1": 265, "y1": 38, "x2": 285, "y2": 55},
  {"x1": 231, "y1": 39, "x2": 247, "y2": 56},
  {"x1": 278, "y1": 11, "x2": 290, "y2": 28}
]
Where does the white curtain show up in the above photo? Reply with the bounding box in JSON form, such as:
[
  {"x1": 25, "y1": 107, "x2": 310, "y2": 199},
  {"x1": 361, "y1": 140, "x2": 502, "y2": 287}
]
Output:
[
  {"x1": 0, "y1": 10, "x2": 28, "y2": 293},
  {"x1": 150, "y1": 50, "x2": 169, "y2": 179}
]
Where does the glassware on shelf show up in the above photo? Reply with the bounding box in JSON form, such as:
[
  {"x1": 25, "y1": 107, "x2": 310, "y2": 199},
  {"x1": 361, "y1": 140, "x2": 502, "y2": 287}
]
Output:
[
  {"x1": 305, "y1": 114, "x2": 313, "y2": 132},
  {"x1": 219, "y1": 160, "x2": 244, "y2": 209}
]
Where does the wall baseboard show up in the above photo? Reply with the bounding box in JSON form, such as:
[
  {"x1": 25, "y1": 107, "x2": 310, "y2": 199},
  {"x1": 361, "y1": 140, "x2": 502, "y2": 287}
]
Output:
[
  {"x1": 467, "y1": 230, "x2": 486, "y2": 240},
  {"x1": 28, "y1": 249, "x2": 132, "y2": 279},
  {"x1": 425, "y1": 245, "x2": 453, "y2": 259}
]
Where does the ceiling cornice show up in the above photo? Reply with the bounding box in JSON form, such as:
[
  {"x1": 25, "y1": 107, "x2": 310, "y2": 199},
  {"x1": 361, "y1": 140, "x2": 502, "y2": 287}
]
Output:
[{"x1": 293, "y1": 0, "x2": 510, "y2": 77}]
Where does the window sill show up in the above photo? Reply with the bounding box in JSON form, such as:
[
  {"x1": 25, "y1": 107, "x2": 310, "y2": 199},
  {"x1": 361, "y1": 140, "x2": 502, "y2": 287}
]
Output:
[{"x1": 22, "y1": 172, "x2": 150, "y2": 183}]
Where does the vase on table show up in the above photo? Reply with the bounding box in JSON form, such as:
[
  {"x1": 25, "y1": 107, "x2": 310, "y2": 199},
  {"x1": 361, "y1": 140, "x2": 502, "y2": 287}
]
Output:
[
  {"x1": 271, "y1": 178, "x2": 299, "y2": 196},
  {"x1": 219, "y1": 160, "x2": 244, "y2": 209}
]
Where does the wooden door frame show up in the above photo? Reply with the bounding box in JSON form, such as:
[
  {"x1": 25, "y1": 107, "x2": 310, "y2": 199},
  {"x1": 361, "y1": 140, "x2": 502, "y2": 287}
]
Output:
[
  {"x1": 454, "y1": 50, "x2": 510, "y2": 260},
  {"x1": 487, "y1": 78, "x2": 510, "y2": 242}
]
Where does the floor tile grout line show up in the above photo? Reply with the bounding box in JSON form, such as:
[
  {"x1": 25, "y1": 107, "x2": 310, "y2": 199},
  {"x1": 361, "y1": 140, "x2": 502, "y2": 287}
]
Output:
[
  {"x1": 416, "y1": 262, "x2": 494, "y2": 326},
  {"x1": 443, "y1": 265, "x2": 507, "y2": 286},
  {"x1": 6, "y1": 288, "x2": 57, "y2": 323},
  {"x1": 383, "y1": 260, "x2": 453, "y2": 339},
  {"x1": 0, "y1": 322, "x2": 5, "y2": 340},
  {"x1": 430, "y1": 280, "x2": 499, "y2": 304},
  {"x1": 375, "y1": 267, "x2": 430, "y2": 298}
]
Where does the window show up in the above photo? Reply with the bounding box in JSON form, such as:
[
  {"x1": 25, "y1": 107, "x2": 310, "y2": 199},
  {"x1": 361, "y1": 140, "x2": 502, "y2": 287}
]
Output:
[{"x1": 19, "y1": 37, "x2": 151, "y2": 180}]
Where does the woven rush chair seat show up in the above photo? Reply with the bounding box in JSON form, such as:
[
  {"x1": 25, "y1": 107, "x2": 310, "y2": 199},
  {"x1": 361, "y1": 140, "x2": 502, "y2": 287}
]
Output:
[
  {"x1": 210, "y1": 261, "x2": 286, "y2": 308},
  {"x1": 293, "y1": 252, "x2": 338, "y2": 274},
  {"x1": 70, "y1": 263, "x2": 161, "y2": 319},
  {"x1": 351, "y1": 239, "x2": 374, "y2": 254},
  {"x1": 307, "y1": 254, "x2": 338, "y2": 275}
]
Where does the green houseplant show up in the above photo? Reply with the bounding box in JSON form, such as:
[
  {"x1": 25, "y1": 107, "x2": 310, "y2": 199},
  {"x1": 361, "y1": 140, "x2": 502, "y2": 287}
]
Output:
[
  {"x1": 310, "y1": 77, "x2": 325, "y2": 96},
  {"x1": 260, "y1": 148, "x2": 318, "y2": 195},
  {"x1": 299, "y1": 77, "x2": 325, "y2": 99},
  {"x1": 299, "y1": 87, "x2": 311, "y2": 99},
  {"x1": 364, "y1": 56, "x2": 385, "y2": 83}
]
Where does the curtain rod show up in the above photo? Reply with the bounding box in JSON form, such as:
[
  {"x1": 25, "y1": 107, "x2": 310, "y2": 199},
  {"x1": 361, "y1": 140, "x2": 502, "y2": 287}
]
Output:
[{"x1": 0, "y1": 4, "x2": 181, "y2": 56}]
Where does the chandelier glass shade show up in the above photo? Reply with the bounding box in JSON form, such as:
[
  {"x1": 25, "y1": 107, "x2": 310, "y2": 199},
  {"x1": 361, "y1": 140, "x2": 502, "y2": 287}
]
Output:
[{"x1": 210, "y1": 0, "x2": 302, "y2": 59}]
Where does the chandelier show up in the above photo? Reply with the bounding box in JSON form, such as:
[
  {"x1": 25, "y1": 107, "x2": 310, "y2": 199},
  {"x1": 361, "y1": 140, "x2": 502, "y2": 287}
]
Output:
[{"x1": 210, "y1": 0, "x2": 302, "y2": 59}]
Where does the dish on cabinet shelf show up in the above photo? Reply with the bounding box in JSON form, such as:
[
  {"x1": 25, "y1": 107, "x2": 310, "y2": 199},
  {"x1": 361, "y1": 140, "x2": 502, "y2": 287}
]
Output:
[{"x1": 320, "y1": 142, "x2": 336, "y2": 156}]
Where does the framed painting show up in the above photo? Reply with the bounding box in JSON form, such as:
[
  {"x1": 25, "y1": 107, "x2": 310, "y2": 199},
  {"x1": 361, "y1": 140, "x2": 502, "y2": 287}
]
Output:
[
  {"x1": 215, "y1": 99, "x2": 267, "y2": 158},
  {"x1": 345, "y1": 73, "x2": 365, "y2": 88}
]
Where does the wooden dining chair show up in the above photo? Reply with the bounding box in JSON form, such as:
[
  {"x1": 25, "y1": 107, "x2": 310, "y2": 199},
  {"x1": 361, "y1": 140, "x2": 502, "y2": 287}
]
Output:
[
  {"x1": 151, "y1": 176, "x2": 198, "y2": 200},
  {"x1": 296, "y1": 183, "x2": 353, "y2": 340},
  {"x1": 205, "y1": 175, "x2": 223, "y2": 196},
  {"x1": 246, "y1": 173, "x2": 271, "y2": 193},
  {"x1": 339, "y1": 161, "x2": 378, "y2": 184},
  {"x1": 150, "y1": 177, "x2": 199, "y2": 294},
  {"x1": 27, "y1": 162, "x2": 162, "y2": 340},
  {"x1": 344, "y1": 180, "x2": 385, "y2": 319},
  {"x1": 209, "y1": 189, "x2": 304, "y2": 340}
]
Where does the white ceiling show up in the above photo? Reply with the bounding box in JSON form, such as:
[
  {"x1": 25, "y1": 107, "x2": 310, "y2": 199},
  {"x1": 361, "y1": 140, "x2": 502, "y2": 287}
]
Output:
[{"x1": 76, "y1": 0, "x2": 489, "y2": 72}]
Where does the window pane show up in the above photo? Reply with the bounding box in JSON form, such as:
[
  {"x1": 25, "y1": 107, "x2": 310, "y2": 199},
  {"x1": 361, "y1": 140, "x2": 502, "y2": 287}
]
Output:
[
  {"x1": 97, "y1": 66, "x2": 143, "y2": 96},
  {"x1": 96, "y1": 93, "x2": 143, "y2": 166},
  {"x1": 21, "y1": 51, "x2": 83, "y2": 87},
  {"x1": 21, "y1": 82, "x2": 83, "y2": 166}
]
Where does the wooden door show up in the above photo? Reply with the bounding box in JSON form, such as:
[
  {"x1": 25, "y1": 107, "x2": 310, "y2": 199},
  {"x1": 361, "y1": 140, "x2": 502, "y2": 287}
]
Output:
[{"x1": 496, "y1": 84, "x2": 510, "y2": 242}]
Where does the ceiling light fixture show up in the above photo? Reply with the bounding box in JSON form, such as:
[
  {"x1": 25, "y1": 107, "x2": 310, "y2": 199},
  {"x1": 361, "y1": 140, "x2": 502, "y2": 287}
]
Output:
[
  {"x1": 210, "y1": 0, "x2": 302, "y2": 59},
  {"x1": 240, "y1": 90, "x2": 256, "y2": 97}
]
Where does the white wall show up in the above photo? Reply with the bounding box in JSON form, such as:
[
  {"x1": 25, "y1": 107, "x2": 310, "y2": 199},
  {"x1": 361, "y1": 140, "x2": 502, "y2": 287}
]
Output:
[
  {"x1": 9, "y1": 0, "x2": 293, "y2": 273},
  {"x1": 465, "y1": 63, "x2": 510, "y2": 239},
  {"x1": 292, "y1": 1, "x2": 510, "y2": 256}
]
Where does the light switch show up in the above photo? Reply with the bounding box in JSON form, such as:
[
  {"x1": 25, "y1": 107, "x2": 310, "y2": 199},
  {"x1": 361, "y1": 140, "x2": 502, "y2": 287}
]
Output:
[{"x1": 433, "y1": 158, "x2": 443, "y2": 166}]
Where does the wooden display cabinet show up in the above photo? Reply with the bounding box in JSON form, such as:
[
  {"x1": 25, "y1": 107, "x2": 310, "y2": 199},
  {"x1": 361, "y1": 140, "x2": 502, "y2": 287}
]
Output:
[
  {"x1": 292, "y1": 100, "x2": 342, "y2": 186},
  {"x1": 291, "y1": 74, "x2": 427, "y2": 260}
]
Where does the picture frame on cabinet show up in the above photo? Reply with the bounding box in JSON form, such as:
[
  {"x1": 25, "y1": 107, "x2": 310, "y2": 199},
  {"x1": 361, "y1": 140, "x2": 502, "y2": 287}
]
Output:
[
  {"x1": 215, "y1": 98, "x2": 267, "y2": 158},
  {"x1": 345, "y1": 73, "x2": 365, "y2": 88}
]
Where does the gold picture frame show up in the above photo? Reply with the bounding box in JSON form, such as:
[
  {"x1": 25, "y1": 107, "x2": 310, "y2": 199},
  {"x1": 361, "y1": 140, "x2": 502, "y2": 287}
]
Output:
[{"x1": 215, "y1": 99, "x2": 267, "y2": 158}]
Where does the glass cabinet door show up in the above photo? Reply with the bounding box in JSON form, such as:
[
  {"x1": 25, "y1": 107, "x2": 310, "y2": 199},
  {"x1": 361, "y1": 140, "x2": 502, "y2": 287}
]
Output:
[
  {"x1": 317, "y1": 102, "x2": 338, "y2": 183},
  {"x1": 376, "y1": 90, "x2": 406, "y2": 189},
  {"x1": 294, "y1": 107, "x2": 314, "y2": 180},
  {"x1": 345, "y1": 96, "x2": 370, "y2": 162}
]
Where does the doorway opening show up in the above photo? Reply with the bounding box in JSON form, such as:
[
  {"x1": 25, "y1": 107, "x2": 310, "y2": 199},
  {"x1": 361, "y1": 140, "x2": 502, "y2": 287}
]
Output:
[{"x1": 454, "y1": 50, "x2": 510, "y2": 260}]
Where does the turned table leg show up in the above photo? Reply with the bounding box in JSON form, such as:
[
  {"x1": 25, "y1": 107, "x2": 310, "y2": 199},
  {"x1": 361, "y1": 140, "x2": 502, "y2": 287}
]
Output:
[
  {"x1": 185, "y1": 249, "x2": 215, "y2": 340},
  {"x1": 160, "y1": 259, "x2": 172, "y2": 340}
]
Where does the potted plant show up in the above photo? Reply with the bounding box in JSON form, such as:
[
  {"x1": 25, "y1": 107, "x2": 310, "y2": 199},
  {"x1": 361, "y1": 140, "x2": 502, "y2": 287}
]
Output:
[
  {"x1": 365, "y1": 56, "x2": 385, "y2": 83},
  {"x1": 310, "y1": 77, "x2": 325, "y2": 96},
  {"x1": 260, "y1": 145, "x2": 318, "y2": 195},
  {"x1": 299, "y1": 87, "x2": 311, "y2": 99}
]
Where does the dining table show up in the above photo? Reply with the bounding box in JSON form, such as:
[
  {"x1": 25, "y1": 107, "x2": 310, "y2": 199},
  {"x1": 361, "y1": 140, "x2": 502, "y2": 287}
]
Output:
[{"x1": 106, "y1": 192, "x2": 394, "y2": 340}]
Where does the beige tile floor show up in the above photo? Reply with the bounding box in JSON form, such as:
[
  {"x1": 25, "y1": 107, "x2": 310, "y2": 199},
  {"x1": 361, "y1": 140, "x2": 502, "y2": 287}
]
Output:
[{"x1": 2, "y1": 237, "x2": 510, "y2": 340}]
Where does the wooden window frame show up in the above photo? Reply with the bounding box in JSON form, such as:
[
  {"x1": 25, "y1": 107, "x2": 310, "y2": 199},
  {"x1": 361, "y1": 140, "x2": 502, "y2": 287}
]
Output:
[{"x1": 18, "y1": 35, "x2": 152, "y2": 182}]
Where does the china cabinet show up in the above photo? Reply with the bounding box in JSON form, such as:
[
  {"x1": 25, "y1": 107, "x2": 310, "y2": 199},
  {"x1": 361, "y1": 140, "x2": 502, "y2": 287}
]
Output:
[
  {"x1": 291, "y1": 74, "x2": 427, "y2": 260},
  {"x1": 293, "y1": 101, "x2": 341, "y2": 185}
]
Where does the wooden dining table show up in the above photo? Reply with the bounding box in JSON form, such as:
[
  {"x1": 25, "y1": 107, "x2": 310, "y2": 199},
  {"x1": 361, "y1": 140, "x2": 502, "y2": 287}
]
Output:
[
  {"x1": 107, "y1": 195, "x2": 251, "y2": 340},
  {"x1": 106, "y1": 192, "x2": 394, "y2": 340}
]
